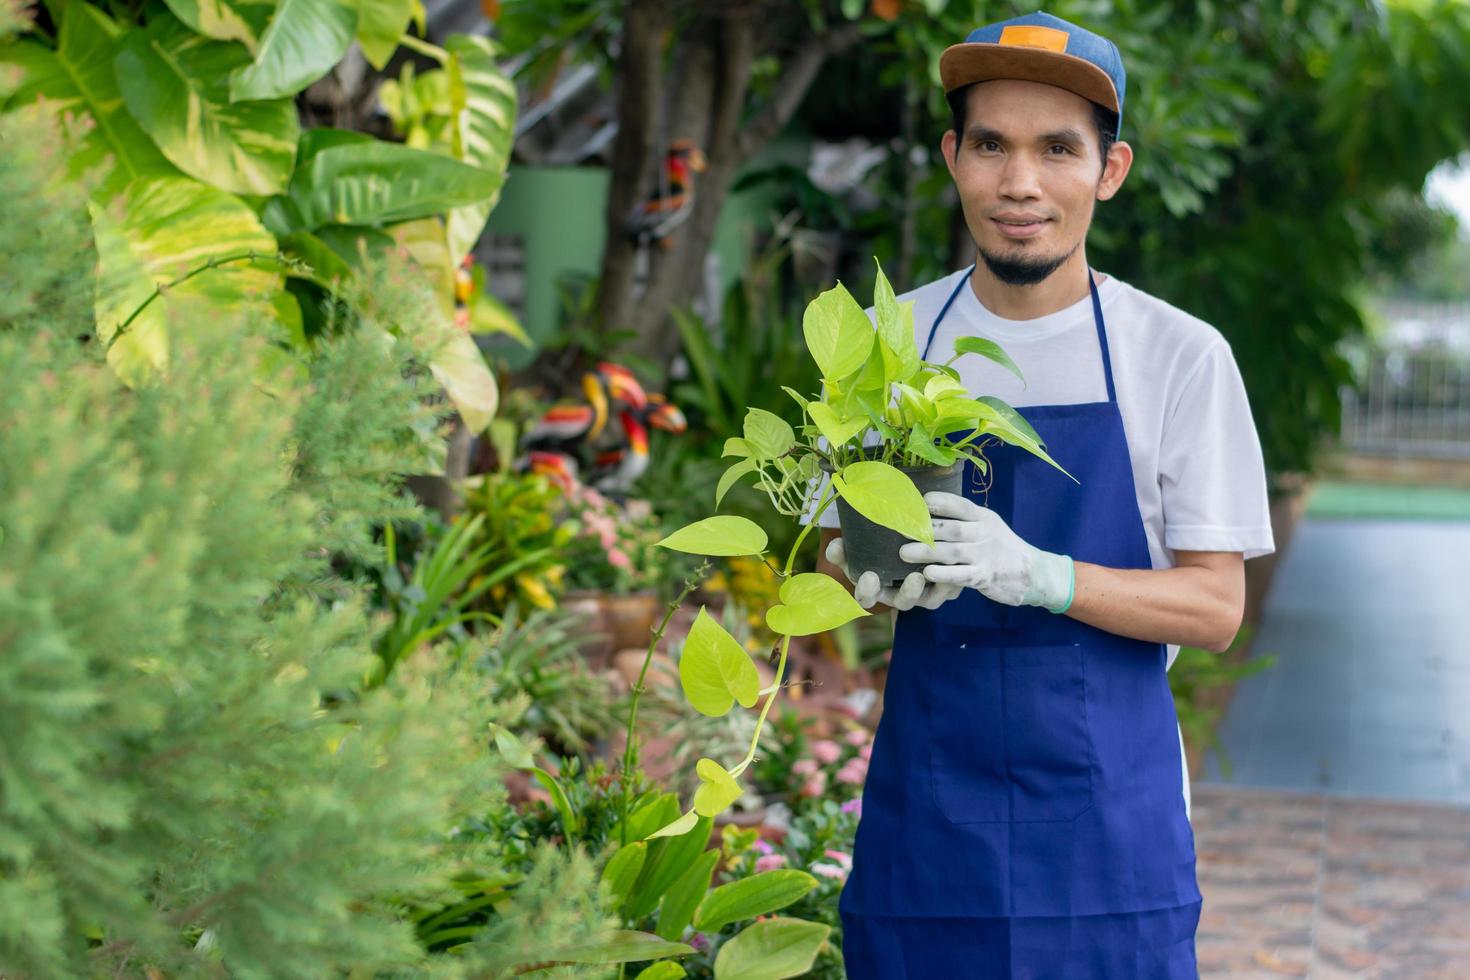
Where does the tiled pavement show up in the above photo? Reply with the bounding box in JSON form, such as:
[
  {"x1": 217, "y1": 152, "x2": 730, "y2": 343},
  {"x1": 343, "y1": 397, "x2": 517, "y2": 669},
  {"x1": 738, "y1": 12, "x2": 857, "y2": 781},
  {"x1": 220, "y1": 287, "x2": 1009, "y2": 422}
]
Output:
[
  {"x1": 1192, "y1": 784, "x2": 1470, "y2": 979},
  {"x1": 1192, "y1": 514, "x2": 1470, "y2": 977}
]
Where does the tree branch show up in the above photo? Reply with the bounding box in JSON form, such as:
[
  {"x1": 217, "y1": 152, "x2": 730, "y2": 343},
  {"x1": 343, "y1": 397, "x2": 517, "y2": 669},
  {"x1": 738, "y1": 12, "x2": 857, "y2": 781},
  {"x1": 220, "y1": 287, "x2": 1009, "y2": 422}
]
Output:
[{"x1": 734, "y1": 20, "x2": 865, "y2": 162}]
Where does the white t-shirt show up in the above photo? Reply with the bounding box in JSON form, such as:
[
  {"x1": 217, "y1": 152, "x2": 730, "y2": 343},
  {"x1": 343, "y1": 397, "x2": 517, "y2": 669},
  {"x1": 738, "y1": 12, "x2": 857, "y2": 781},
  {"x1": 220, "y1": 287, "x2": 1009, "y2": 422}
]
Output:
[{"x1": 798, "y1": 267, "x2": 1277, "y2": 818}]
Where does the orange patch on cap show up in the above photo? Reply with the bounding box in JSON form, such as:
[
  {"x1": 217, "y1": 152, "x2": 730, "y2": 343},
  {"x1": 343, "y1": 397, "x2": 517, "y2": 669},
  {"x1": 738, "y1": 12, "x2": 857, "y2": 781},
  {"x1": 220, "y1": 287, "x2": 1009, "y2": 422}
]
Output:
[{"x1": 998, "y1": 25, "x2": 1069, "y2": 53}]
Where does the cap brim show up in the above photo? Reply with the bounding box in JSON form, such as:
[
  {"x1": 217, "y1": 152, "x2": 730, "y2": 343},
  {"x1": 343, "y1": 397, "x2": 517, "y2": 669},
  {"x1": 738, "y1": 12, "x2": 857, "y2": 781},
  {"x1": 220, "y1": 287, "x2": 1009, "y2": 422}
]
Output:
[{"x1": 939, "y1": 43, "x2": 1119, "y2": 115}]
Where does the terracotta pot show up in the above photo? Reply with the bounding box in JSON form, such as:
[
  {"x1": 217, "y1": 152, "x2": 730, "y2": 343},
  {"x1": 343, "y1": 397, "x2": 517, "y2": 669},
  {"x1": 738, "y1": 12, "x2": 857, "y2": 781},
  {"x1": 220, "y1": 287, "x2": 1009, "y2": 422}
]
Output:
[
  {"x1": 602, "y1": 590, "x2": 663, "y2": 653},
  {"x1": 819, "y1": 449, "x2": 964, "y2": 588}
]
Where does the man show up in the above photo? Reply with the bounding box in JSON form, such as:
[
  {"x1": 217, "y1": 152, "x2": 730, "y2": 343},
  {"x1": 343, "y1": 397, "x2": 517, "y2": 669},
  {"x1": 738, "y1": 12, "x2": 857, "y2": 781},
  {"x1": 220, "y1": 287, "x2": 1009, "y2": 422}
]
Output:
[{"x1": 799, "y1": 11, "x2": 1275, "y2": 977}]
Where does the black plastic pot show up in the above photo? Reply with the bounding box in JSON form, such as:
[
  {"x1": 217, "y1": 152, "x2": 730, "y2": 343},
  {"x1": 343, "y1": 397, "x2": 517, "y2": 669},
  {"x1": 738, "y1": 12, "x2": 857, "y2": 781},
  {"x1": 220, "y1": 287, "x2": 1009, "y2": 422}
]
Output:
[{"x1": 819, "y1": 448, "x2": 964, "y2": 588}]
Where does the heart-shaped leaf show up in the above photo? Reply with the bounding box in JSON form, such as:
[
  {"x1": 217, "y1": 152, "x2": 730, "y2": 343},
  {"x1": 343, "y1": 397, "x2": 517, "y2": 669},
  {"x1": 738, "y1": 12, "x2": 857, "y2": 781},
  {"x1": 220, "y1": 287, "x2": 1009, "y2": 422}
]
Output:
[
  {"x1": 954, "y1": 335, "x2": 1026, "y2": 386},
  {"x1": 679, "y1": 608, "x2": 761, "y2": 717},
  {"x1": 692, "y1": 758, "x2": 743, "y2": 817},
  {"x1": 635, "y1": 963, "x2": 688, "y2": 980},
  {"x1": 765, "y1": 573, "x2": 870, "y2": 637},
  {"x1": 807, "y1": 402, "x2": 867, "y2": 451},
  {"x1": 743, "y1": 407, "x2": 796, "y2": 460},
  {"x1": 830, "y1": 460, "x2": 934, "y2": 545},
  {"x1": 657, "y1": 516, "x2": 767, "y2": 557},
  {"x1": 780, "y1": 386, "x2": 811, "y2": 411},
  {"x1": 802, "y1": 282, "x2": 873, "y2": 382},
  {"x1": 923, "y1": 372, "x2": 968, "y2": 401}
]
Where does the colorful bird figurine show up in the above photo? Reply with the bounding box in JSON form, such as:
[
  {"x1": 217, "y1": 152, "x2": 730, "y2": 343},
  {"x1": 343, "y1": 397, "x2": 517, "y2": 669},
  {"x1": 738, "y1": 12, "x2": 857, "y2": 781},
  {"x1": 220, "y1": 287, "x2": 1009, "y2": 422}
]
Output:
[
  {"x1": 515, "y1": 362, "x2": 684, "y2": 496},
  {"x1": 628, "y1": 139, "x2": 709, "y2": 248}
]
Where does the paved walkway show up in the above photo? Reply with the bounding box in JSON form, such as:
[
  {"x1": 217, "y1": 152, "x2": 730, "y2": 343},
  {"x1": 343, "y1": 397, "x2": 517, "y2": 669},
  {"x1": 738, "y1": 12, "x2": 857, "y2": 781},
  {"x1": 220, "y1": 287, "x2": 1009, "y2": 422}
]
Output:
[
  {"x1": 1201, "y1": 519, "x2": 1470, "y2": 802},
  {"x1": 1193, "y1": 784, "x2": 1470, "y2": 978},
  {"x1": 1192, "y1": 513, "x2": 1470, "y2": 976}
]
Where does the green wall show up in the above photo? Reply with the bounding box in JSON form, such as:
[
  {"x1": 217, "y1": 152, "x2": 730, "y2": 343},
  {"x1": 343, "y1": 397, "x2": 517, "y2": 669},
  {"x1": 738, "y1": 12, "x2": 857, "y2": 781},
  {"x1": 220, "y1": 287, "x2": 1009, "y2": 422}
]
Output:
[{"x1": 482, "y1": 135, "x2": 807, "y2": 367}]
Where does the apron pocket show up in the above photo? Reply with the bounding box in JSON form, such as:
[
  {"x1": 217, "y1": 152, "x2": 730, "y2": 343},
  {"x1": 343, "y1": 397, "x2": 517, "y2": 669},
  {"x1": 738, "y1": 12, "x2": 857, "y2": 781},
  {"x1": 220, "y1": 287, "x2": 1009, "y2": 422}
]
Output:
[{"x1": 928, "y1": 643, "x2": 1094, "y2": 824}]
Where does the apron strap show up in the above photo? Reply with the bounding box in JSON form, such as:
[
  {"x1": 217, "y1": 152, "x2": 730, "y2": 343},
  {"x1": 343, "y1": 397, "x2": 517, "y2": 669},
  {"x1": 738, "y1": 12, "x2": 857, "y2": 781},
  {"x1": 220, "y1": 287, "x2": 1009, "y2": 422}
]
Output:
[{"x1": 921, "y1": 265, "x2": 1118, "y2": 405}]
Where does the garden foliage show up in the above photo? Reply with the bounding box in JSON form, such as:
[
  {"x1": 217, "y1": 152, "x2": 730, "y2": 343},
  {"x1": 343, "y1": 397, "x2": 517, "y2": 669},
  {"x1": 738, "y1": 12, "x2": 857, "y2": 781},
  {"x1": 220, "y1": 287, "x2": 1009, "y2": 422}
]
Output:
[
  {"x1": 0, "y1": 110, "x2": 611, "y2": 979},
  {"x1": 0, "y1": 0, "x2": 516, "y2": 430}
]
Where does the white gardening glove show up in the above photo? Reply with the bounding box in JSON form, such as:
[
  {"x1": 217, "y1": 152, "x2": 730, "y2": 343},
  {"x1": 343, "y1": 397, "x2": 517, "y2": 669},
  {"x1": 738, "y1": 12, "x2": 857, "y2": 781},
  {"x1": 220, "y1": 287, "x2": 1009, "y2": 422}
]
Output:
[
  {"x1": 825, "y1": 537, "x2": 963, "y2": 611},
  {"x1": 897, "y1": 491, "x2": 1076, "y2": 613}
]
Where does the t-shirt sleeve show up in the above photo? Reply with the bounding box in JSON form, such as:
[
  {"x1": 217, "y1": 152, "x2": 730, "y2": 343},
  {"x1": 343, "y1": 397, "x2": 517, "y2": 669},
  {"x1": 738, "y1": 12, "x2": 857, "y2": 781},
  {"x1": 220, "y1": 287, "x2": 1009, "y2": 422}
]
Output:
[{"x1": 1157, "y1": 340, "x2": 1276, "y2": 560}]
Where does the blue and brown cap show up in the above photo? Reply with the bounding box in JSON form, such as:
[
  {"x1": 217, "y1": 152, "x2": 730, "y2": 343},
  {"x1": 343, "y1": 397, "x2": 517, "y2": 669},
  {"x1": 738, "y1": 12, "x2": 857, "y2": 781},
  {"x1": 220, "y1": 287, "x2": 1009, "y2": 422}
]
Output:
[{"x1": 940, "y1": 11, "x2": 1126, "y2": 136}]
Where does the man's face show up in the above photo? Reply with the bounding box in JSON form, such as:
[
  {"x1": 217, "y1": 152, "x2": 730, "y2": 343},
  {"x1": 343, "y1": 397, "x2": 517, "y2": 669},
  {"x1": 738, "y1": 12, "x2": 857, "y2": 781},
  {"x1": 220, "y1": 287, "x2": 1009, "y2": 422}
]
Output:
[{"x1": 941, "y1": 79, "x2": 1128, "y2": 283}]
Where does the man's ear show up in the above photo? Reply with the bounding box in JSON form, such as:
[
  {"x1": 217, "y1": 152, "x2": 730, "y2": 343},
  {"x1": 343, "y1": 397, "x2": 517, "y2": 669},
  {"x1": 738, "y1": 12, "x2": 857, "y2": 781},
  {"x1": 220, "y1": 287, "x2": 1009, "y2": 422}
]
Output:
[
  {"x1": 1097, "y1": 140, "x2": 1133, "y2": 201},
  {"x1": 941, "y1": 128, "x2": 958, "y2": 178}
]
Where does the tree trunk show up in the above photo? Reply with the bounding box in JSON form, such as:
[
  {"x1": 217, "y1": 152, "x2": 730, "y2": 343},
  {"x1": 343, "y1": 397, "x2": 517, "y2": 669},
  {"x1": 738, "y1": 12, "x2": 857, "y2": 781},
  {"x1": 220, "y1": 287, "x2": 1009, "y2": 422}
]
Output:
[
  {"x1": 592, "y1": 0, "x2": 667, "y2": 367},
  {"x1": 595, "y1": 11, "x2": 865, "y2": 378}
]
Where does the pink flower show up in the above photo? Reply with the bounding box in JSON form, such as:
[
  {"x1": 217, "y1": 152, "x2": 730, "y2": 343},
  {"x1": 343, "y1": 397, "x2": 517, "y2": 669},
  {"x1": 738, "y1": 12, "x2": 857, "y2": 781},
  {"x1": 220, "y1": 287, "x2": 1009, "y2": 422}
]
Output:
[
  {"x1": 811, "y1": 739, "x2": 841, "y2": 765},
  {"x1": 689, "y1": 932, "x2": 710, "y2": 951},
  {"x1": 607, "y1": 548, "x2": 632, "y2": 569},
  {"x1": 791, "y1": 758, "x2": 818, "y2": 777},
  {"x1": 799, "y1": 771, "x2": 827, "y2": 798},
  {"x1": 582, "y1": 488, "x2": 609, "y2": 509},
  {"x1": 845, "y1": 728, "x2": 870, "y2": 747},
  {"x1": 752, "y1": 838, "x2": 774, "y2": 855},
  {"x1": 857, "y1": 743, "x2": 872, "y2": 761},
  {"x1": 823, "y1": 849, "x2": 852, "y2": 870},
  {"x1": 810, "y1": 862, "x2": 847, "y2": 880},
  {"x1": 755, "y1": 853, "x2": 788, "y2": 872},
  {"x1": 598, "y1": 528, "x2": 618, "y2": 550},
  {"x1": 836, "y1": 760, "x2": 866, "y2": 785},
  {"x1": 840, "y1": 797, "x2": 863, "y2": 816},
  {"x1": 625, "y1": 499, "x2": 652, "y2": 520}
]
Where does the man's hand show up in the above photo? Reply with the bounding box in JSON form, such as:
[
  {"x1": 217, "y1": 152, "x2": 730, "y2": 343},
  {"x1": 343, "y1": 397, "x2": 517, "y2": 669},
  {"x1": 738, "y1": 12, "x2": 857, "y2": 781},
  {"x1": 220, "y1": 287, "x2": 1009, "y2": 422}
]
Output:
[
  {"x1": 898, "y1": 491, "x2": 1075, "y2": 613},
  {"x1": 825, "y1": 536, "x2": 962, "y2": 611}
]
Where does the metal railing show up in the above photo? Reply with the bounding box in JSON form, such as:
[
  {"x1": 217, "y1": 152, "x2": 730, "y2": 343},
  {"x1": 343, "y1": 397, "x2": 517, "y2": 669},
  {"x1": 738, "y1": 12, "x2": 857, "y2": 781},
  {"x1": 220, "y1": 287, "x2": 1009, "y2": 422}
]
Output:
[{"x1": 1340, "y1": 345, "x2": 1470, "y2": 458}]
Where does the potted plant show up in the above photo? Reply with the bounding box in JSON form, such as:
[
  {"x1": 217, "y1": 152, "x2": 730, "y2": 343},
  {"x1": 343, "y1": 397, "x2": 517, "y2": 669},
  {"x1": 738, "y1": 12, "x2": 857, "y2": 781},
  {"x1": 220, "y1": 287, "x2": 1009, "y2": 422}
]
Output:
[
  {"x1": 637, "y1": 257, "x2": 1074, "y2": 840},
  {"x1": 560, "y1": 486, "x2": 675, "y2": 657}
]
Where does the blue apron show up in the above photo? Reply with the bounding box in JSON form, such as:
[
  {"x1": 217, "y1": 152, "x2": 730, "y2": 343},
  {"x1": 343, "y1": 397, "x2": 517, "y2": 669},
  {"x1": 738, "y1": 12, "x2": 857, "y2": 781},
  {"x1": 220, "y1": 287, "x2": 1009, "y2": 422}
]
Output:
[{"x1": 838, "y1": 268, "x2": 1202, "y2": 979}]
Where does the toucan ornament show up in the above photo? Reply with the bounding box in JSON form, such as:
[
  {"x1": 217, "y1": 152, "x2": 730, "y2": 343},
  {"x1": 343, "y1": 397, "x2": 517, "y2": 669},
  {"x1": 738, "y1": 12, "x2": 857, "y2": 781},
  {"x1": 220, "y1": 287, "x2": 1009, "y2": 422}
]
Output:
[
  {"x1": 628, "y1": 138, "x2": 709, "y2": 248},
  {"x1": 515, "y1": 362, "x2": 686, "y2": 496}
]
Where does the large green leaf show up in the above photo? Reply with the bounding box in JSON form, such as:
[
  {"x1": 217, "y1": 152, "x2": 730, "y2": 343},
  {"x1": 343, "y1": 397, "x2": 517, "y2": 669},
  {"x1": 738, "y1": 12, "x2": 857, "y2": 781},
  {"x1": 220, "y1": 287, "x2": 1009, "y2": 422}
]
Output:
[
  {"x1": 1, "y1": 4, "x2": 178, "y2": 199},
  {"x1": 656, "y1": 516, "x2": 768, "y2": 557},
  {"x1": 287, "y1": 140, "x2": 504, "y2": 229},
  {"x1": 443, "y1": 33, "x2": 517, "y2": 261},
  {"x1": 552, "y1": 931, "x2": 694, "y2": 966},
  {"x1": 830, "y1": 460, "x2": 934, "y2": 544},
  {"x1": 693, "y1": 870, "x2": 818, "y2": 934},
  {"x1": 712, "y1": 917, "x2": 831, "y2": 980},
  {"x1": 116, "y1": 14, "x2": 298, "y2": 196},
  {"x1": 715, "y1": 458, "x2": 756, "y2": 508},
  {"x1": 802, "y1": 282, "x2": 873, "y2": 382},
  {"x1": 635, "y1": 964, "x2": 687, "y2": 980},
  {"x1": 631, "y1": 813, "x2": 713, "y2": 916},
  {"x1": 679, "y1": 608, "x2": 761, "y2": 718},
  {"x1": 162, "y1": 0, "x2": 270, "y2": 52},
  {"x1": 765, "y1": 573, "x2": 869, "y2": 637},
  {"x1": 91, "y1": 176, "x2": 279, "y2": 385},
  {"x1": 354, "y1": 0, "x2": 415, "y2": 70},
  {"x1": 655, "y1": 847, "x2": 720, "y2": 942},
  {"x1": 388, "y1": 218, "x2": 500, "y2": 431},
  {"x1": 228, "y1": 0, "x2": 357, "y2": 102}
]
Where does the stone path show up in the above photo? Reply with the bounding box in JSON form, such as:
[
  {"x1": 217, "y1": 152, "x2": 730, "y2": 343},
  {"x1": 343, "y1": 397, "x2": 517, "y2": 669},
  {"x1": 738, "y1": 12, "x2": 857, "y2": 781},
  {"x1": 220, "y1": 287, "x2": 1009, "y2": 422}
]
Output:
[
  {"x1": 1192, "y1": 513, "x2": 1470, "y2": 976},
  {"x1": 1193, "y1": 784, "x2": 1470, "y2": 978}
]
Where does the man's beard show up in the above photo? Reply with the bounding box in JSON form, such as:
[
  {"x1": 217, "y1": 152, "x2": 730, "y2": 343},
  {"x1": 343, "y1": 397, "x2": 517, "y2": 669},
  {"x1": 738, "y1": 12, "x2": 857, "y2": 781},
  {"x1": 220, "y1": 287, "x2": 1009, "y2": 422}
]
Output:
[{"x1": 977, "y1": 240, "x2": 1079, "y2": 286}]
